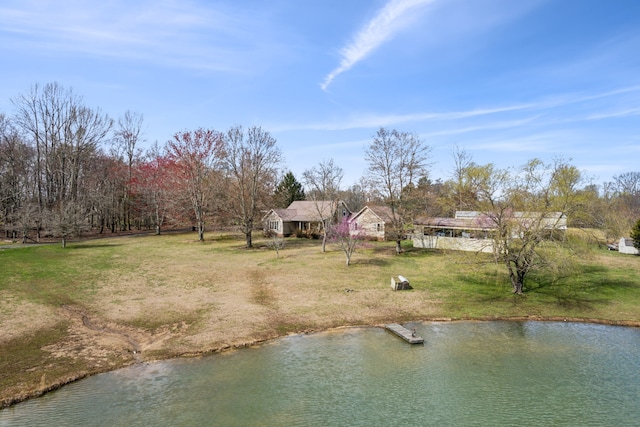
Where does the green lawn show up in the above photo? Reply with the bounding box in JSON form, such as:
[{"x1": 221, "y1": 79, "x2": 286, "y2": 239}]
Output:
[
  {"x1": 1, "y1": 230, "x2": 639, "y2": 407},
  {"x1": 2, "y1": 232, "x2": 639, "y2": 321}
]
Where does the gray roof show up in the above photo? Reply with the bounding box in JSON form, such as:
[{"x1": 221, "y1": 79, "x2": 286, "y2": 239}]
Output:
[
  {"x1": 351, "y1": 205, "x2": 395, "y2": 223},
  {"x1": 271, "y1": 208, "x2": 295, "y2": 221},
  {"x1": 456, "y1": 210, "x2": 566, "y2": 221},
  {"x1": 266, "y1": 201, "x2": 349, "y2": 222},
  {"x1": 418, "y1": 210, "x2": 567, "y2": 230},
  {"x1": 621, "y1": 238, "x2": 635, "y2": 246},
  {"x1": 415, "y1": 216, "x2": 495, "y2": 230}
]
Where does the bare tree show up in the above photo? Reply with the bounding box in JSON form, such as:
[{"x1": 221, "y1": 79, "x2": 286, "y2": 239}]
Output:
[
  {"x1": 166, "y1": 128, "x2": 223, "y2": 241},
  {"x1": 48, "y1": 200, "x2": 90, "y2": 248},
  {"x1": 364, "y1": 127, "x2": 430, "y2": 254},
  {"x1": 302, "y1": 159, "x2": 344, "y2": 252},
  {"x1": 603, "y1": 172, "x2": 640, "y2": 235},
  {"x1": 0, "y1": 114, "x2": 33, "y2": 240},
  {"x1": 221, "y1": 126, "x2": 282, "y2": 248},
  {"x1": 266, "y1": 230, "x2": 286, "y2": 259},
  {"x1": 83, "y1": 152, "x2": 121, "y2": 234},
  {"x1": 12, "y1": 83, "x2": 113, "y2": 246},
  {"x1": 599, "y1": 180, "x2": 629, "y2": 239},
  {"x1": 340, "y1": 179, "x2": 369, "y2": 213},
  {"x1": 613, "y1": 171, "x2": 640, "y2": 197},
  {"x1": 112, "y1": 110, "x2": 144, "y2": 230},
  {"x1": 12, "y1": 203, "x2": 39, "y2": 243}
]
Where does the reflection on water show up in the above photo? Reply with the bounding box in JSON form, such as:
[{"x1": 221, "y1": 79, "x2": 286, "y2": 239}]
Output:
[{"x1": 1, "y1": 322, "x2": 639, "y2": 426}]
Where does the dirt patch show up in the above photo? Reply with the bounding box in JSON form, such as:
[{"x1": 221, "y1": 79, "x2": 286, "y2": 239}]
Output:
[{"x1": 0, "y1": 293, "x2": 58, "y2": 343}]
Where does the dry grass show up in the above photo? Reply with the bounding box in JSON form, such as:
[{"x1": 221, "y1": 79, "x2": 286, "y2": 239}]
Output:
[{"x1": 1, "y1": 230, "x2": 639, "y2": 407}]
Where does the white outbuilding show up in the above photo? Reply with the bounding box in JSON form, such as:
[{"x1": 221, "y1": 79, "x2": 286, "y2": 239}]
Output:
[{"x1": 618, "y1": 238, "x2": 639, "y2": 255}]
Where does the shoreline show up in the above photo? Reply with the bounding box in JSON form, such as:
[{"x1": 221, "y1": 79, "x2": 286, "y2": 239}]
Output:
[{"x1": 3, "y1": 315, "x2": 639, "y2": 410}]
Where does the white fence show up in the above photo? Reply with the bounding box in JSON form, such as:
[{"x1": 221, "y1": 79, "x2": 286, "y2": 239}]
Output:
[{"x1": 412, "y1": 234, "x2": 494, "y2": 253}]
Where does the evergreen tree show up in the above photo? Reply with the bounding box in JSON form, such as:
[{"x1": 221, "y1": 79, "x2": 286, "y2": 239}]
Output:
[
  {"x1": 274, "y1": 171, "x2": 305, "y2": 208},
  {"x1": 631, "y1": 219, "x2": 640, "y2": 250}
]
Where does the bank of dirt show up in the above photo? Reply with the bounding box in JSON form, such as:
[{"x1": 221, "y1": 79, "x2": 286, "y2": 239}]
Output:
[{"x1": 0, "y1": 277, "x2": 436, "y2": 408}]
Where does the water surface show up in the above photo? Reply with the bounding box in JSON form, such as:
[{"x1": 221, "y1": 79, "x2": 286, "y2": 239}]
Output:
[{"x1": 1, "y1": 321, "x2": 638, "y2": 426}]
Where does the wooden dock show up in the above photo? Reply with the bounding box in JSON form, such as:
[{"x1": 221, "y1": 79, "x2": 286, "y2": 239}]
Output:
[{"x1": 385, "y1": 323, "x2": 424, "y2": 344}]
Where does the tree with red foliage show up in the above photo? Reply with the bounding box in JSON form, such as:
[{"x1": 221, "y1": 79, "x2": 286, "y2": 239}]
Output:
[
  {"x1": 133, "y1": 143, "x2": 177, "y2": 234},
  {"x1": 166, "y1": 128, "x2": 224, "y2": 241},
  {"x1": 327, "y1": 216, "x2": 366, "y2": 266}
]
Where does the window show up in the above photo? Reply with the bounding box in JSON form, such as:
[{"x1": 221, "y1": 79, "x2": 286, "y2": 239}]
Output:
[
  {"x1": 376, "y1": 223, "x2": 381, "y2": 232},
  {"x1": 269, "y1": 220, "x2": 279, "y2": 231}
]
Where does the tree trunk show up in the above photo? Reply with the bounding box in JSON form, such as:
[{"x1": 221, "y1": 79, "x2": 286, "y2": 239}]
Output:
[
  {"x1": 508, "y1": 266, "x2": 525, "y2": 294},
  {"x1": 244, "y1": 219, "x2": 253, "y2": 248},
  {"x1": 512, "y1": 281, "x2": 523, "y2": 294},
  {"x1": 319, "y1": 220, "x2": 327, "y2": 252},
  {"x1": 395, "y1": 239, "x2": 402, "y2": 254},
  {"x1": 507, "y1": 261, "x2": 521, "y2": 294}
]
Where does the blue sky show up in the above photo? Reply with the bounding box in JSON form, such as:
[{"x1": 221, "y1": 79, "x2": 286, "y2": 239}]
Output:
[{"x1": 1, "y1": 0, "x2": 639, "y2": 187}]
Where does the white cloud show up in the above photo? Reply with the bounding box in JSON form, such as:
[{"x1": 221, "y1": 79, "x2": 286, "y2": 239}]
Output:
[
  {"x1": 473, "y1": 137, "x2": 554, "y2": 153},
  {"x1": 270, "y1": 83, "x2": 640, "y2": 135},
  {"x1": 0, "y1": 0, "x2": 283, "y2": 72},
  {"x1": 272, "y1": 103, "x2": 532, "y2": 132},
  {"x1": 421, "y1": 116, "x2": 543, "y2": 137},
  {"x1": 320, "y1": 0, "x2": 435, "y2": 91}
]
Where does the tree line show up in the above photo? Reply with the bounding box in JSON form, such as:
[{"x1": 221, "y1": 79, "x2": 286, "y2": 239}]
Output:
[
  {"x1": 0, "y1": 83, "x2": 280, "y2": 247},
  {"x1": 2, "y1": 82, "x2": 639, "y2": 258}
]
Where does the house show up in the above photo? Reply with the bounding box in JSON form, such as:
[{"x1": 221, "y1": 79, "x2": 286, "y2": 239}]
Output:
[
  {"x1": 412, "y1": 210, "x2": 567, "y2": 253},
  {"x1": 348, "y1": 205, "x2": 394, "y2": 241},
  {"x1": 263, "y1": 200, "x2": 351, "y2": 237},
  {"x1": 412, "y1": 213, "x2": 495, "y2": 253},
  {"x1": 452, "y1": 211, "x2": 567, "y2": 232},
  {"x1": 618, "y1": 238, "x2": 639, "y2": 255}
]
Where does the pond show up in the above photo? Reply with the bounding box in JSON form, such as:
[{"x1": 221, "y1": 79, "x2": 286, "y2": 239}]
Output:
[{"x1": 1, "y1": 321, "x2": 639, "y2": 426}]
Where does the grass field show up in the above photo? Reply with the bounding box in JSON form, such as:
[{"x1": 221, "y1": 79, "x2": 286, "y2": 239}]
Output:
[{"x1": 1, "y1": 230, "x2": 639, "y2": 407}]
